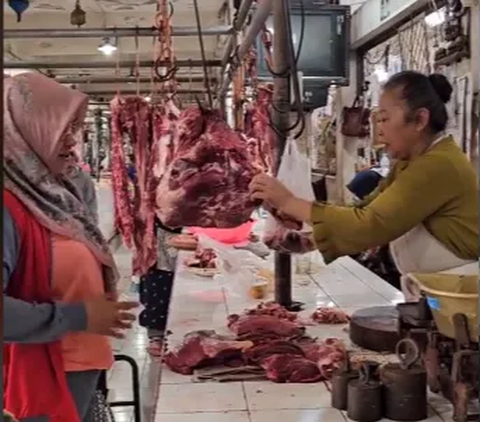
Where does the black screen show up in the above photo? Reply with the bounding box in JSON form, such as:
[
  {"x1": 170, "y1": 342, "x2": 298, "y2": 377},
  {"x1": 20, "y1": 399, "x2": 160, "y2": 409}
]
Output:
[{"x1": 255, "y1": 8, "x2": 349, "y2": 84}]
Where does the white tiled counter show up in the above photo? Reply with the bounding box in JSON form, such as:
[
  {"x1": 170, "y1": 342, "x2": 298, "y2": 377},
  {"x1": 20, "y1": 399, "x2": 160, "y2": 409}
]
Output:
[{"x1": 154, "y1": 251, "x2": 457, "y2": 422}]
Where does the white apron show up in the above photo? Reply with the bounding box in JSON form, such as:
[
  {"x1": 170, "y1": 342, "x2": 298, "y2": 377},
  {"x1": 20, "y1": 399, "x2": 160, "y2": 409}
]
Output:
[{"x1": 389, "y1": 224, "x2": 478, "y2": 302}]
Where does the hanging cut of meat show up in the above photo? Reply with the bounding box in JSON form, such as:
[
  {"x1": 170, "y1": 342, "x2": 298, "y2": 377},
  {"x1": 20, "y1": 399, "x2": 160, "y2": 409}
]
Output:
[
  {"x1": 245, "y1": 84, "x2": 275, "y2": 172},
  {"x1": 155, "y1": 106, "x2": 262, "y2": 228},
  {"x1": 110, "y1": 96, "x2": 157, "y2": 275}
]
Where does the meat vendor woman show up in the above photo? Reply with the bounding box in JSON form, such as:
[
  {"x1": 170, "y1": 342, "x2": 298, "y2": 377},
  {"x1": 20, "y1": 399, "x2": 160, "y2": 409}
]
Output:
[{"x1": 250, "y1": 71, "x2": 478, "y2": 301}]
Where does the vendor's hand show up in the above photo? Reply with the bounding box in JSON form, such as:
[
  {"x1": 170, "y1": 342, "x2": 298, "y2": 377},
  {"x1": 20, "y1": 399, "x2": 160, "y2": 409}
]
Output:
[
  {"x1": 249, "y1": 174, "x2": 294, "y2": 211},
  {"x1": 84, "y1": 296, "x2": 139, "y2": 339}
]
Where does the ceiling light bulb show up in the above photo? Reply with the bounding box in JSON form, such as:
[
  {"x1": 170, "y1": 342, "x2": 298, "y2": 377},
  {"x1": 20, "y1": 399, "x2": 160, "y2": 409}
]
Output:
[
  {"x1": 98, "y1": 38, "x2": 117, "y2": 56},
  {"x1": 145, "y1": 96, "x2": 152, "y2": 102}
]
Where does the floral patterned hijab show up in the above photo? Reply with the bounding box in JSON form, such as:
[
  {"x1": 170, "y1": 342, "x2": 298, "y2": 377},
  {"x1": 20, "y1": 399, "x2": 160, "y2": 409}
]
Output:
[{"x1": 3, "y1": 73, "x2": 118, "y2": 292}]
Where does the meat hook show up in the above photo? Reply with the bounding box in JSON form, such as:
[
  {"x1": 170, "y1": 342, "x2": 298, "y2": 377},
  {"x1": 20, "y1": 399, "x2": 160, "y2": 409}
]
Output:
[
  {"x1": 193, "y1": 0, "x2": 213, "y2": 109},
  {"x1": 153, "y1": 64, "x2": 178, "y2": 83}
]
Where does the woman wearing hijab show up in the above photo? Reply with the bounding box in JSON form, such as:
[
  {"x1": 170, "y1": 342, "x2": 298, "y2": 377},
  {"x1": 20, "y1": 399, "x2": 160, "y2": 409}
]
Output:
[
  {"x1": 3, "y1": 73, "x2": 139, "y2": 422},
  {"x1": 67, "y1": 152, "x2": 99, "y2": 224},
  {"x1": 250, "y1": 71, "x2": 478, "y2": 300}
]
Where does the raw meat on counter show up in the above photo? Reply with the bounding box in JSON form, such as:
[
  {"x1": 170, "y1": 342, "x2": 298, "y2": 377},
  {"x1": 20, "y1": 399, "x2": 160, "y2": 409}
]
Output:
[
  {"x1": 311, "y1": 307, "x2": 350, "y2": 324},
  {"x1": 163, "y1": 330, "x2": 253, "y2": 375},
  {"x1": 263, "y1": 229, "x2": 315, "y2": 254},
  {"x1": 261, "y1": 354, "x2": 324, "y2": 383},
  {"x1": 164, "y1": 302, "x2": 347, "y2": 383},
  {"x1": 155, "y1": 107, "x2": 263, "y2": 228},
  {"x1": 228, "y1": 314, "x2": 305, "y2": 338},
  {"x1": 184, "y1": 247, "x2": 217, "y2": 269}
]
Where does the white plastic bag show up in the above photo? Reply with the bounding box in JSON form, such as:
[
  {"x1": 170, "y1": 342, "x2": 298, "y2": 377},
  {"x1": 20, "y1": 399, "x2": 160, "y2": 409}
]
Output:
[
  {"x1": 263, "y1": 139, "x2": 316, "y2": 254},
  {"x1": 198, "y1": 235, "x2": 273, "y2": 299}
]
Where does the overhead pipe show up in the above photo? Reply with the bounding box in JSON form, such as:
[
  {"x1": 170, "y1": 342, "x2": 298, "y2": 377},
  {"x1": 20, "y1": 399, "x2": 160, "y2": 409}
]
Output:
[
  {"x1": 4, "y1": 59, "x2": 222, "y2": 69},
  {"x1": 54, "y1": 75, "x2": 215, "y2": 84},
  {"x1": 217, "y1": 0, "x2": 273, "y2": 100},
  {"x1": 3, "y1": 26, "x2": 233, "y2": 39}
]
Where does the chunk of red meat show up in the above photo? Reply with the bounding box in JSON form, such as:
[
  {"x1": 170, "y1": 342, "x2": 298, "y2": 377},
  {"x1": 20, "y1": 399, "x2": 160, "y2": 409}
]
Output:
[
  {"x1": 264, "y1": 229, "x2": 315, "y2": 254},
  {"x1": 311, "y1": 308, "x2": 350, "y2": 324},
  {"x1": 185, "y1": 247, "x2": 217, "y2": 269},
  {"x1": 164, "y1": 330, "x2": 253, "y2": 375},
  {"x1": 245, "y1": 85, "x2": 275, "y2": 172},
  {"x1": 317, "y1": 338, "x2": 347, "y2": 379},
  {"x1": 237, "y1": 302, "x2": 299, "y2": 322},
  {"x1": 245, "y1": 340, "x2": 305, "y2": 364},
  {"x1": 110, "y1": 96, "x2": 157, "y2": 275},
  {"x1": 261, "y1": 354, "x2": 323, "y2": 383},
  {"x1": 228, "y1": 314, "x2": 305, "y2": 338},
  {"x1": 156, "y1": 107, "x2": 262, "y2": 228}
]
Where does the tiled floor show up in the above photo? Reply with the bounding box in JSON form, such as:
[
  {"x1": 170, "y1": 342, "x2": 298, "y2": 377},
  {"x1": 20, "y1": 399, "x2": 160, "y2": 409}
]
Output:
[{"x1": 109, "y1": 245, "x2": 459, "y2": 422}]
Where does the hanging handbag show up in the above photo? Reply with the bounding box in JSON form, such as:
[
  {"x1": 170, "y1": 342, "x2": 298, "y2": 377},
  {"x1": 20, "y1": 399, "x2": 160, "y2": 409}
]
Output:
[{"x1": 341, "y1": 96, "x2": 371, "y2": 138}]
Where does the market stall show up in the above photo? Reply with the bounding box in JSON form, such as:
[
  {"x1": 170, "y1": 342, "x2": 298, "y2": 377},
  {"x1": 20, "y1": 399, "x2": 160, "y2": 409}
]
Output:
[{"x1": 155, "y1": 246, "x2": 460, "y2": 421}]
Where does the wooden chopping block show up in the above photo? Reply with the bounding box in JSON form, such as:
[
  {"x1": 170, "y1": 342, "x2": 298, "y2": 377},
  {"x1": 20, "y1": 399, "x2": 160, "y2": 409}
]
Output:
[{"x1": 349, "y1": 306, "x2": 401, "y2": 353}]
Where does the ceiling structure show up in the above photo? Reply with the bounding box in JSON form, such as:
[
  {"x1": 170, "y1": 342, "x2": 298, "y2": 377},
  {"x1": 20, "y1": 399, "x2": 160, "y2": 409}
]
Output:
[
  {"x1": 4, "y1": 0, "x2": 231, "y2": 102},
  {"x1": 4, "y1": 0, "x2": 367, "y2": 102}
]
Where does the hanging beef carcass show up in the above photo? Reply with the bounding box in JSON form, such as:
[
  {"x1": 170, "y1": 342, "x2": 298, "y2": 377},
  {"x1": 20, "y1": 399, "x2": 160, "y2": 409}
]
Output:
[
  {"x1": 110, "y1": 96, "x2": 157, "y2": 274},
  {"x1": 245, "y1": 84, "x2": 275, "y2": 172},
  {"x1": 155, "y1": 107, "x2": 264, "y2": 228}
]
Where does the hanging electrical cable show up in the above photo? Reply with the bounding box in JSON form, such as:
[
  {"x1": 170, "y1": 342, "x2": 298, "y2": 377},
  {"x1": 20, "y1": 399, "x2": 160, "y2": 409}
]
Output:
[
  {"x1": 193, "y1": 0, "x2": 214, "y2": 108},
  {"x1": 266, "y1": 0, "x2": 305, "y2": 140}
]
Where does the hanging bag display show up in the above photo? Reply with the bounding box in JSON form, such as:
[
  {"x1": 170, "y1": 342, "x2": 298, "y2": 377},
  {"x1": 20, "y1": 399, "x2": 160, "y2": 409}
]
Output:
[{"x1": 341, "y1": 96, "x2": 371, "y2": 138}]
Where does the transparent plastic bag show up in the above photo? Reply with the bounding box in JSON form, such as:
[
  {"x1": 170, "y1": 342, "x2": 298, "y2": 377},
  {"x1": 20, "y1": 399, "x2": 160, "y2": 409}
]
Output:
[
  {"x1": 198, "y1": 235, "x2": 273, "y2": 300},
  {"x1": 263, "y1": 139, "x2": 317, "y2": 254}
]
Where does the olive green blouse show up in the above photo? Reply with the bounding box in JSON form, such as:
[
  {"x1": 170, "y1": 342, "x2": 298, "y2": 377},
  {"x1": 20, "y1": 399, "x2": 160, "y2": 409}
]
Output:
[{"x1": 311, "y1": 136, "x2": 479, "y2": 264}]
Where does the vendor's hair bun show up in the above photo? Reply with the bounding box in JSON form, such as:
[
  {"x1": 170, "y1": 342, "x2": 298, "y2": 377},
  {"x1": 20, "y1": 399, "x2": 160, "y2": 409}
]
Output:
[{"x1": 428, "y1": 74, "x2": 453, "y2": 104}]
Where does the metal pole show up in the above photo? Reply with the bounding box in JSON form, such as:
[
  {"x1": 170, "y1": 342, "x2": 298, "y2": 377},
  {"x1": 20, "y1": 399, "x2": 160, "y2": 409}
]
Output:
[
  {"x1": 3, "y1": 26, "x2": 233, "y2": 39},
  {"x1": 53, "y1": 76, "x2": 214, "y2": 84},
  {"x1": 221, "y1": 0, "x2": 254, "y2": 68},
  {"x1": 272, "y1": 0, "x2": 292, "y2": 309},
  {"x1": 217, "y1": 0, "x2": 273, "y2": 100},
  {"x1": 4, "y1": 59, "x2": 222, "y2": 69}
]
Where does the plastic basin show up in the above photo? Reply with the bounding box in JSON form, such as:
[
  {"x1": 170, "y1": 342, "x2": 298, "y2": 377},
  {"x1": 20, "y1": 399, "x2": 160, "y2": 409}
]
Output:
[
  {"x1": 188, "y1": 220, "x2": 255, "y2": 245},
  {"x1": 408, "y1": 273, "x2": 478, "y2": 343}
]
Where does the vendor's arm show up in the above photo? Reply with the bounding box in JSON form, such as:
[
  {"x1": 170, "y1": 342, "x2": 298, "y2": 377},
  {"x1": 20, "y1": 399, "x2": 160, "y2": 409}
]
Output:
[
  {"x1": 310, "y1": 156, "x2": 457, "y2": 263},
  {"x1": 3, "y1": 208, "x2": 87, "y2": 344}
]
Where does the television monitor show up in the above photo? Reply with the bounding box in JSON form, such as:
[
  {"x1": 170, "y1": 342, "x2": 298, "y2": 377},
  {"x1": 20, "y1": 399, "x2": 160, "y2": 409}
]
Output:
[{"x1": 254, "y1": 3, "x2": 350, "y2": 86}]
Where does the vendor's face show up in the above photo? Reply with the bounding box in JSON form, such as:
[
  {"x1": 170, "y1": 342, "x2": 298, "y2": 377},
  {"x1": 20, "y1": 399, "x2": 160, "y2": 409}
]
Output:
[
  {"x1": 52, "y1": 122, "x2": 79, "y2": 175},
  {"x1": 378, "y1": 89, "x2": 423, "y2": 160}
]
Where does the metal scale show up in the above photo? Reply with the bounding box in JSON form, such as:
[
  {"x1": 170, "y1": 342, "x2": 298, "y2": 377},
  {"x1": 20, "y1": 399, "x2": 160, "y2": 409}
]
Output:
[{"x1": 397, "y1": 297, "x2": 479, "y2": 422}]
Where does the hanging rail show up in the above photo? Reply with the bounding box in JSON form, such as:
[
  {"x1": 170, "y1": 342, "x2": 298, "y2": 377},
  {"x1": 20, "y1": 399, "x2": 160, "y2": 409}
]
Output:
[
  {"x1": 3, "y1": 26, "x2": 233, "y2": 39},
  {"x1": 217, "y1": 0, "x2": 274, "y2": 101},
  {"x1": 4, "y1": 59, "x2": 223, "y2": 69},
  {"x1": 53, "y1": 76, "x2": 214, "y2": 84},
  {"x1": 83, "y1": 88, "x2": 207, "y2": 96}
]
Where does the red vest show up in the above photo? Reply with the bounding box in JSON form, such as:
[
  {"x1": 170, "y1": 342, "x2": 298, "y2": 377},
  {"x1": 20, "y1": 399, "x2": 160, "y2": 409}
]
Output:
[{"x1": 3, "y1": 190, "x2": 80, "y2": 422}]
